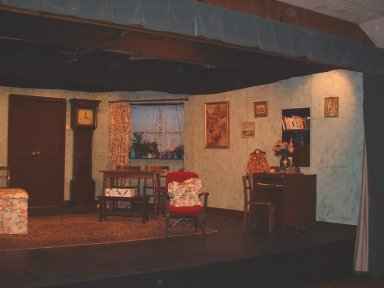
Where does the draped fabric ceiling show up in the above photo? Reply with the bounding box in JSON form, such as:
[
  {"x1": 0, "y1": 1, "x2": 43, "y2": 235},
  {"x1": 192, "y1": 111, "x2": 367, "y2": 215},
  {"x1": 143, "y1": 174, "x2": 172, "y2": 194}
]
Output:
[{"x1": 1, "y1": 0, "x2": 382, "y2": 94}]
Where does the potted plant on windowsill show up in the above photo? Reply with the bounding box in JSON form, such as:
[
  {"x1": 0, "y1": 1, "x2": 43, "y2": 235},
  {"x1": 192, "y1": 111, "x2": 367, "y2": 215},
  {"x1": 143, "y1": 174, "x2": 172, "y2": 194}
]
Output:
[
  {"x1": 175, "y1": 145, "x2": 184, "y2": 159},
  {"x1": 131, "y1": 132, "x2": 145, "y2": 158},
  {"x1": 131, "y1": 132, "x2": 160, "y2": 159}
]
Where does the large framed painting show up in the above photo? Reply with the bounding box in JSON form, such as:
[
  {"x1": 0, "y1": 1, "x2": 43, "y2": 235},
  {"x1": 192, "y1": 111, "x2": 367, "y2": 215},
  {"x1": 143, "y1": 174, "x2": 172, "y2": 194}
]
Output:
[{"x1": 205, "y1": 101, "x2": 229, "y2": 148}]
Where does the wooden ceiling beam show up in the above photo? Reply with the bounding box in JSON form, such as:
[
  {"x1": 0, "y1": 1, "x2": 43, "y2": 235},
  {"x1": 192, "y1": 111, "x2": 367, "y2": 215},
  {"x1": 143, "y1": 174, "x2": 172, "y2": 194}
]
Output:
[{"x1": 0, "y1": 9, "x2": 326, "y2": 69}]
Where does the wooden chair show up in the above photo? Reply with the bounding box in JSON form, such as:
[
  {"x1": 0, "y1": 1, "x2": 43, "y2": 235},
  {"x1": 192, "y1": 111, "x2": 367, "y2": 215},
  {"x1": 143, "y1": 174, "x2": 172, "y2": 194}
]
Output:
[
  {"x1": 115, "y1": 165, "x2": 142, "y2": 195},
  {"x1": 0, "y1": 166, "x2": 10, "y2": 188},
  {"x1": 143, "y1": 165, "x2": 169, "y2": 212},
  {"x1": 242, "y1": 174, "x2": 281, "y2": 233},
  {"x1": 165, "y1": 171, "x2": 209, "y2": 238}
]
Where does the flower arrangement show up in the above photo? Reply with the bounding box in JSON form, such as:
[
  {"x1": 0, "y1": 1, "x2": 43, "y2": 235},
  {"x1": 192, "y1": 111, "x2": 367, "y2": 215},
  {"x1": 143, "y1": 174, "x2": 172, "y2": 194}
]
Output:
[
  {"x1": 273, "y1": 139, "x2": 294, "y2": 157},
  {"x1": 143, "y1": 140, "x2": 159, "y2": 156},
  {"x1": 131, "y1": 132, "x2": 159, "y2": 157}
]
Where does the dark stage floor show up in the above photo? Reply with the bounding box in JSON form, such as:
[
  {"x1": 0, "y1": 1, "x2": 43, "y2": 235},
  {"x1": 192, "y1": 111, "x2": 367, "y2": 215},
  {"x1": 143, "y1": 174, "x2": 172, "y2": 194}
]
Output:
[{"x1": 0, "y1": 209, "x2": 359, "y2": 288}]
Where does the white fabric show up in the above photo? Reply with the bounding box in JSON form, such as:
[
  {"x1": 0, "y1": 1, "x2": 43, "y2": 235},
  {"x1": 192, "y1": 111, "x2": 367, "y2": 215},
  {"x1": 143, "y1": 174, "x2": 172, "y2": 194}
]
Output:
[
  {"x1": 1, "y1": 0, "x2": 383, "y2": 76},
  {"x1": 354, "y1": 143, "x2": 369, "y2": 272}
]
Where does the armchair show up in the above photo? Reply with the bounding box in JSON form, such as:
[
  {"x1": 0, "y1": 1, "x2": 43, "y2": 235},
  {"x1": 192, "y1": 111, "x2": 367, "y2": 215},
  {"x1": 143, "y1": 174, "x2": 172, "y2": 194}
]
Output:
[{"x1": 165, "y1": 172, "x2": 209, "y2": 238}]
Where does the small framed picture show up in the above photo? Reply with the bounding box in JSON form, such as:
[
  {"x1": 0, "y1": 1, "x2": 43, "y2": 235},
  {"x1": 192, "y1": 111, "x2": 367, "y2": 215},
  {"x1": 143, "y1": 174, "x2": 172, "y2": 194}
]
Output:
[
  {"x1": 205, "y1": 101, "x2": 230, "y2": 148},
  {"x1": 241, "y1": 122, "x2": 255, "y2": 138},
  {"x1": 324, "y1": 97, "x2": 339, "y2": 117},
  {"x1": 254, "y1": 101, "x2": 268, "y2": 117}
]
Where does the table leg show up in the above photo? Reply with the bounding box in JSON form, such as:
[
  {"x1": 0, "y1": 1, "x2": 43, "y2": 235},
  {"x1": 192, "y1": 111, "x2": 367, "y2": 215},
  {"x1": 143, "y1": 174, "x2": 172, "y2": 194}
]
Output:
[
  {"x1": 142, "y1": 199, "x2": 147, "y2": 223},
  {"x1": 99, "y1": 198, "x2": 104, "y2": 222}
]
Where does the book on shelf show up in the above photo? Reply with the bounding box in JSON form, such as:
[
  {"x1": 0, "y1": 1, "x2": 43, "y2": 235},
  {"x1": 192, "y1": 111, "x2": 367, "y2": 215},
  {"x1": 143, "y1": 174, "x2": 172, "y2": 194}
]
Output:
[{"x1": 282, "y1": 116, "x2": 309, "y2": 130}]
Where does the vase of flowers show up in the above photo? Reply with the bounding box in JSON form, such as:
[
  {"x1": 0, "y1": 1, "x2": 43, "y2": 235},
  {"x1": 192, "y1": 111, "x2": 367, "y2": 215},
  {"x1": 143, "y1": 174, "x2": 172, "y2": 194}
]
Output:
[{"x1": 273, "y1": 139, "x2": 294, "y2": 173}]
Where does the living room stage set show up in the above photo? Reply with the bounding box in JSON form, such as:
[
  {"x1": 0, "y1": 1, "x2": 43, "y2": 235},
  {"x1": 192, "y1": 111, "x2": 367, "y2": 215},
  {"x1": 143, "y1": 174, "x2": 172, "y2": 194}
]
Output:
[
  {"x1": 0, "y1": 0, "x2": 383, "y2": 277},
  {"x1": 0, "y1": 70, "x2": 366, "y2": 255}
]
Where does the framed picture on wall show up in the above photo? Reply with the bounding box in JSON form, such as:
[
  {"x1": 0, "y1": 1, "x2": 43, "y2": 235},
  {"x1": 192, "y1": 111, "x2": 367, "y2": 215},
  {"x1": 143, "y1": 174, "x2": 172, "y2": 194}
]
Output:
[
  {"x1": 254, "y1": 101, "x2": 268, "y2": 117},
  {"x1": 241, "y1": 122, "x2": 255, "y2": 138},
  {"x1": 324, "y1": 97, "x2": 339, "y2": 117},
  {"x1": 205, "y1": 101, "x2": 229, "y2": 148}
]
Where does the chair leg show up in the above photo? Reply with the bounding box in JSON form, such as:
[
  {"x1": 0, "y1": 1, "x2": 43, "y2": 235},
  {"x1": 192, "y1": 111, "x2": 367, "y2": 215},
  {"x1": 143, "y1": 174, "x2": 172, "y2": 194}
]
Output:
[
  {"x1": 242, "y1": 208, "x2": 249, "y2": 231},
  {"x1": 197, "y1": 214, "x2": 206, "y2": 238},
  {"x1": 201, "y1": 220, "x2": 206, "y2": 239}
]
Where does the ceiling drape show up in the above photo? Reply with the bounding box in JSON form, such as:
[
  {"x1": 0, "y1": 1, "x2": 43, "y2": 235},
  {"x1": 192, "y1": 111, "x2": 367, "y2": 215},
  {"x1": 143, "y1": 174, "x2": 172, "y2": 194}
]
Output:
[{"x1": 360, "y1": 73, "x2": 384, "y2": 276}]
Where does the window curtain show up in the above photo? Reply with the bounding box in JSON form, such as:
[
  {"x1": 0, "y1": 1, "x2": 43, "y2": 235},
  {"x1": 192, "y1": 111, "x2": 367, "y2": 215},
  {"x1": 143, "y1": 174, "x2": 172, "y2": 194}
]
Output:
[
  {"x1": 356, "y1": 73, "x2": 384, "y2": 276},
  {"x1": 108, "y1": 103, "x2": 131, "y2": 169},
  {"x1": 131, "y1": 105, "x2": 184, "y2": 152}
]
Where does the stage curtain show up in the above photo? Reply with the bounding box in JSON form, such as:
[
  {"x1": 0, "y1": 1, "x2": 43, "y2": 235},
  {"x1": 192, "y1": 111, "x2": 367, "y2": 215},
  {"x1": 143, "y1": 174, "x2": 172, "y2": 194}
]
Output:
[
  {"x1": 108, "y1": 103, "x2": 131, "y2": 169},
  {"x1": 354, "y1": 143, "x2": 368, "y2": 272},
  {"x1": 356, "y1": 73, "x2": 384, "y2": 276}
]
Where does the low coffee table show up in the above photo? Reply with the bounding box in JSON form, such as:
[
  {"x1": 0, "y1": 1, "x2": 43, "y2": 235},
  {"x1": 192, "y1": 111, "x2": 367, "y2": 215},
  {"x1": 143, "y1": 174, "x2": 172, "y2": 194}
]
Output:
[{"x1": 97, "y1": 195, "x2": 151, "y2": 223}]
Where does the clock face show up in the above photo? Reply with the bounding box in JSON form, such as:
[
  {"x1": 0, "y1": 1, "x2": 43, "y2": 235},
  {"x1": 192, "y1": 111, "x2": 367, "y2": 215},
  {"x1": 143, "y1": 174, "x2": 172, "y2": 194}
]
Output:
[{"x1": 77, "y1": 108, "x2": 94, "y2": 126}]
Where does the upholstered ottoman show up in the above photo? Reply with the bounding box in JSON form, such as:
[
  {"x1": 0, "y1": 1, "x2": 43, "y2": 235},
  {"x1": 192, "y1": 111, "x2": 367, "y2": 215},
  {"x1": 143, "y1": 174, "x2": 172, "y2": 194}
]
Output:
[{"x1": 0, "y1": 188, "x2": 28, "y2": 234}]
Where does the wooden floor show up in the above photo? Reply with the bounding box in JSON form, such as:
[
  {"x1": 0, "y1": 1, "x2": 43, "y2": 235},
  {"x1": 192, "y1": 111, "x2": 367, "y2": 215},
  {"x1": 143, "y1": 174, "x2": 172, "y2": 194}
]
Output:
[
  {"x1": 0, "y1": 208, "x2": 367, "y2": 288},
  {"x1": 310, "y1": 274, "x2": 384, "y2": 288}
]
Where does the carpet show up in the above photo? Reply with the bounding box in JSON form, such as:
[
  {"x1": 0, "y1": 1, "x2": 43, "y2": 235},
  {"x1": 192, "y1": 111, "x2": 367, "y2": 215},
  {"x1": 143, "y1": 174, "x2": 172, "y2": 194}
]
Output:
[{"x1": 0, "y1": 213, "x2": 217, "y2": 252}]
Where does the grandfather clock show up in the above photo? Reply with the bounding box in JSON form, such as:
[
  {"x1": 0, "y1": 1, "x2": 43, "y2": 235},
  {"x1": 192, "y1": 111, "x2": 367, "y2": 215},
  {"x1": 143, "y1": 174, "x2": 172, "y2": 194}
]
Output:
[{"x1": 69, "y1": 98, "x2": 101, "y2": 206}]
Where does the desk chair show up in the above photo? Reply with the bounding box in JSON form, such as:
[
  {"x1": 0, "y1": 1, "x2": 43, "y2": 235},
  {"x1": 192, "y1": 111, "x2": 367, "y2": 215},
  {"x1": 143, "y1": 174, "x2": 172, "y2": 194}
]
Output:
[
  {"x1": 165, "y1": 171, "x2": 209, "y2": 238},
  {"x1": 0, "y1": 166, "x2": 10, "y2": 188},
  {"x1": 242, "y1": 174, "x2": 281, "y2": 233}
]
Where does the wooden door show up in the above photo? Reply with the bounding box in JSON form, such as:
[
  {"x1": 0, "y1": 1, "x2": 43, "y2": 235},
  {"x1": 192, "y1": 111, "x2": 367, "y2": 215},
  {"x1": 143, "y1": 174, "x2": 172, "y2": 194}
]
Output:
[{"x1": 8, "y1": 94, "x2": 66, "y2": 207}]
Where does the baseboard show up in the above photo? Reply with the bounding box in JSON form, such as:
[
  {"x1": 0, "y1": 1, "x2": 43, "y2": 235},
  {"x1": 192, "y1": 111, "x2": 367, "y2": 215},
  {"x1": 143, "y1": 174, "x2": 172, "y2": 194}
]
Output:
[
  {"x1": 315, "y1": 221, "x2": 357, "y2": 234},
  {"x1": 208, "y1": 207, "x2": 243, "y2": 217}
]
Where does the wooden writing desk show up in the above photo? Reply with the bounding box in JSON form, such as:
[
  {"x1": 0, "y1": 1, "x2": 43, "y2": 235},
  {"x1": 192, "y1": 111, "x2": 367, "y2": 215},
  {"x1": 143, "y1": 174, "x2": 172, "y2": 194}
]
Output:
[
  {"x1": 253, "y1": 172, "x2": 316, "y2": 230},
  {"x1": 100, "y1": 170, "x2": 161, "y2": 218}
]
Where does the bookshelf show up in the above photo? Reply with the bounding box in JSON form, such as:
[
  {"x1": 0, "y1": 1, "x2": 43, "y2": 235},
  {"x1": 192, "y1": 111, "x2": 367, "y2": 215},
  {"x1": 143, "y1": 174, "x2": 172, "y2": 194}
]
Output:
[{"x1": 282, "y1": 108, "x2": 310, "y2": 167}]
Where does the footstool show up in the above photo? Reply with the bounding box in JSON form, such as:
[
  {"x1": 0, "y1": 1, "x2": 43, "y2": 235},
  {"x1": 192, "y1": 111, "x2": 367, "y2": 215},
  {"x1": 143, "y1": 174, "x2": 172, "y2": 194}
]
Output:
[{"x1": 0, "y1": 188, "x2": 28, "y2": 234}]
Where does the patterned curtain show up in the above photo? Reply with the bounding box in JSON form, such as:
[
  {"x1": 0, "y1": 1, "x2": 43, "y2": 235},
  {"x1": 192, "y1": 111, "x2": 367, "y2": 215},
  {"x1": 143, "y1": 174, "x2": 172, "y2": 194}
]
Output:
[{"x1": 108, "y1": 103, "x2": 131, "y2": 169}]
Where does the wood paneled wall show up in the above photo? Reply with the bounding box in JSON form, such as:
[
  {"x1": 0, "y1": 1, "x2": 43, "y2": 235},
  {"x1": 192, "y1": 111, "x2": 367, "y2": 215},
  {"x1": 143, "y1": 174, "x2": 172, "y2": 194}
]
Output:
[{"x1": 201, "y1": 0, "x2": 374, "y2": 46}]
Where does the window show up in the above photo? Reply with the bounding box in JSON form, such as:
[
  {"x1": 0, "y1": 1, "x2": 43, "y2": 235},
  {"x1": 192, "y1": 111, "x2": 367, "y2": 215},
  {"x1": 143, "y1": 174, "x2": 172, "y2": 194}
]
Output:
[{"x1": 131, "y1": 104, "x2": 184, "y2": 156}]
